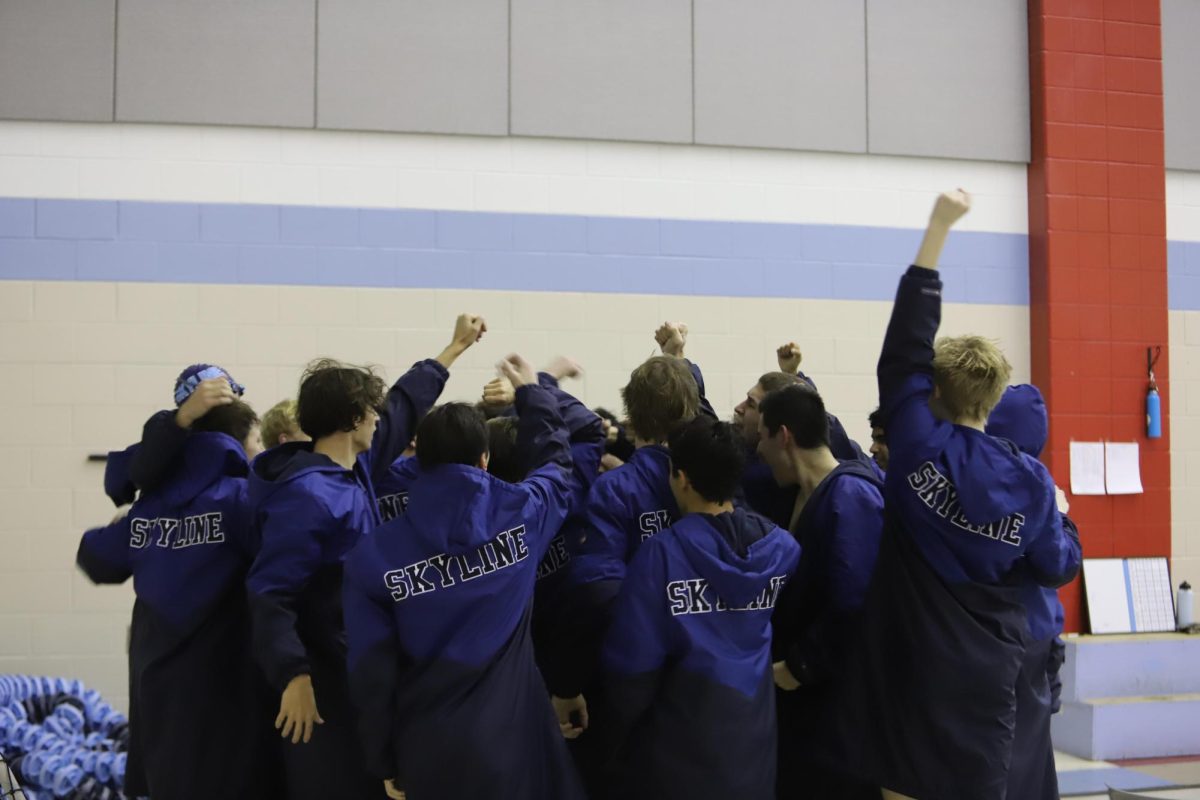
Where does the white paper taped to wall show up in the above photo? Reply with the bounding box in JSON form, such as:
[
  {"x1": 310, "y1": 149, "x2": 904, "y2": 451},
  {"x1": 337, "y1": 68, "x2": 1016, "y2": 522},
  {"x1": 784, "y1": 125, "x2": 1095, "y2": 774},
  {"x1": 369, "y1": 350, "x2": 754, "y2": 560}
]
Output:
[
  {"x1": 1104, "y1": 442, "x2": 1144, "y2": 495},
  {"x1": 1070, "y1": 441, "x2": 1106, "y2": 495}
]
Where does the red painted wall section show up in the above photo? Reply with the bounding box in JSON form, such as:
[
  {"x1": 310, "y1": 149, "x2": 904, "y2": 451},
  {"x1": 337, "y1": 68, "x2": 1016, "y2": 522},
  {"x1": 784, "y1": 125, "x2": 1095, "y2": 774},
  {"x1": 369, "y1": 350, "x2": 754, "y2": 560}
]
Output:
[{"x1": 1027, "y1": 0, "x2": 1171, "y2": 633}]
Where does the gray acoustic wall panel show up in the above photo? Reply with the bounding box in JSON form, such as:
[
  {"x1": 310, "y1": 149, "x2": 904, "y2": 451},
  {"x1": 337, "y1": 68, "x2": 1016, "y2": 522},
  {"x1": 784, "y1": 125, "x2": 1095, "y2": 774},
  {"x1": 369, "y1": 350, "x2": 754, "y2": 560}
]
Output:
[
  {"x1": 317, "y1": 0, "x2": 508, "y2": 135},
  {"x1": 0, "y1": 0, "x2": 115, "y2": 122},
  {"x1": 1164, "y1": 0, "x2": 1200, "y2": 170},
  {"x1": 866, "y1": 0, "x2": 1030, "y2": 163},
  {"x1": 116, "y1": 0, "x2": 315, "y2": 128},
  {"x1": 694, "y1": 0, "x2": 866, "y2": 153},
  {"x1": 511, "y1": 0, "x2": 692, "y2": 143}
]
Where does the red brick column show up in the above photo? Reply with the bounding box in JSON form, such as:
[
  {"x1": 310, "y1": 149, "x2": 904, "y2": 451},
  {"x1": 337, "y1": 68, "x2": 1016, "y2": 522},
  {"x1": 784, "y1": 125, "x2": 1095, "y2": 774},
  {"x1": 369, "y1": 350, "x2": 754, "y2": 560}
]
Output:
[{"x1": 1028, "y1": 0, "x2": 1171, "y2": 632}]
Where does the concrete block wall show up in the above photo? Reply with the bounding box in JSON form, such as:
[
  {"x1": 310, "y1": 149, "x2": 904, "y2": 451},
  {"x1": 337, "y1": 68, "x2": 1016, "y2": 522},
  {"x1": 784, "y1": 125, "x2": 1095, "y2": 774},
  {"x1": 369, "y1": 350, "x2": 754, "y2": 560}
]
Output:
[
  {"x1": 1167, "y1": 168, "x2": 1200, "y2": 619},
  {"x1": 0, "y1": 119, "x2": 1034, "y2": 710}
]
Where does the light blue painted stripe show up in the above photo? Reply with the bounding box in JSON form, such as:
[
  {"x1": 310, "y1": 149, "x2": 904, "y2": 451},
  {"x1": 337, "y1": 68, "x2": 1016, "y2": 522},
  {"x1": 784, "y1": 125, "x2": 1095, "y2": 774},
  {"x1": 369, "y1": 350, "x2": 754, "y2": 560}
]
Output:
[
  {"x1": 0, "y1": 199, "x2": 35, "y2": 237},
  {"x1": 1124, "y1": 560, "x2": 1138, "y2": 632},
  {"x1": 0, "y1": 197, "x2": 1031, "y2": 304}
]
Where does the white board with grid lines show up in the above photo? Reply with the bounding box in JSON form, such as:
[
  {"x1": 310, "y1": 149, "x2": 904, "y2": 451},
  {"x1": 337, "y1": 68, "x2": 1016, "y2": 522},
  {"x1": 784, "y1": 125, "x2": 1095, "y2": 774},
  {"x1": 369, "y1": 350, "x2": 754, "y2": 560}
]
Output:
[{"x1": 1084, "y1": 557, "x2": 1176, "y2": 634}]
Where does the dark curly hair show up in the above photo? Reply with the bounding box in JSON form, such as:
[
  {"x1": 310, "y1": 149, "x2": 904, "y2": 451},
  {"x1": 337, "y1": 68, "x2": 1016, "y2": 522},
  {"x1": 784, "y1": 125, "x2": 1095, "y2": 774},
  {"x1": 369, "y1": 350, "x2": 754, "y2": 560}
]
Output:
[
  {"x1": 667, "y1": 417, "x2": 745, "y2": 503},
  {"x1": 190, "y1": 399, "x2": 260, "y2": 446},
  {"x1": 297, "y1": 358, "x2": 388, "y2": 440}
]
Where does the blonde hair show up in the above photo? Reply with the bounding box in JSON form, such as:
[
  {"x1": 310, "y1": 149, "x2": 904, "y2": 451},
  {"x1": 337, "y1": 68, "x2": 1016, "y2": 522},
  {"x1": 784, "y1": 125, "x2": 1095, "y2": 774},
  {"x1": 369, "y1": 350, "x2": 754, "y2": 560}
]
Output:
[
  {"x1": 261, "y1": 399, "x2": 301, "y2": 446},
  {"x1": 932, "y1": 336, "x2": 1012, "y2": 422}
]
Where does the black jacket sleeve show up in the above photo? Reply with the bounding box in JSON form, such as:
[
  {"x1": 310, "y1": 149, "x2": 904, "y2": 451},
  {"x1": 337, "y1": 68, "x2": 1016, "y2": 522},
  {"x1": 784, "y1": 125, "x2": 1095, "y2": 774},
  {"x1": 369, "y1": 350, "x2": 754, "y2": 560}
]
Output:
[
  {"x1": 103, "y1": 445, "x2": 139, "y2": 507},
  {"x1": 687, "y1": 360, "x2": 719, "y2": 421},
  {"x1": 537, "y1": 373, "x2": 605, "y2": 446},
  {"x1": 1029, "y1": 513, "x2": 1082, "y2": 589},
  {"x1": 128, "y1": 410, "x2": 189, "y2": 492},
  {"x1": 542, "y1": 580, "x2": 623, "y2": 698},
  {"x1": 245, "y1": 491, "x2": 333, "y2": 690},
  {"x1": 878, "y1": 266, "x2": 942, "y2": 423},
  {"x1": 514, "y1": 383, "x2": 573, "y2": 475},
  {"x1": 77, "y1": 519, "x2": 133, "y2": 585},
  {"x1": 368, "y1": 359, "x2": 450, "y2": 483}
]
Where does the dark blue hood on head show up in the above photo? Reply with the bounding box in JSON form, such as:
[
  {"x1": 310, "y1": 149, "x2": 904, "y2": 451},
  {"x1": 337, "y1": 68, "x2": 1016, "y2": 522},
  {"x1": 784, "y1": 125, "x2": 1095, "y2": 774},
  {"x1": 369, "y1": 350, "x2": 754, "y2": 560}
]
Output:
[
  {"x1": 942, "y1": 430, "x2": 1036, "y2": 525},
  {"x1": 405, "y1": 464, "x2": 533, "y2": 555},
  {"x1": 147, "y1": 432, "x2": 247, "y2": 507},
  {"x1": 675, "y1": 508, "x2": 791, "y2": 608},
  {"x1": 248, "y1": 440, "x2": 352, "y2": 507},
  {"x1": 986, "y1": 384, "x2": 1048, "y2": 458}
]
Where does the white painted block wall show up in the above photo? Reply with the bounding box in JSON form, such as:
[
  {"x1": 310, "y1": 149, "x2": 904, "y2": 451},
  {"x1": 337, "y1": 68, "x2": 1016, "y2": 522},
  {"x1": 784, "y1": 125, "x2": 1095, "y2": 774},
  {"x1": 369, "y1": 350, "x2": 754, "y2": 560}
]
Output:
[
  {"x1": 0, "y1": 121, "x2": 1031, "y2": 711},
  {"x1": 1167, "y1": 169, "x2": 1200, "y2": 621}
]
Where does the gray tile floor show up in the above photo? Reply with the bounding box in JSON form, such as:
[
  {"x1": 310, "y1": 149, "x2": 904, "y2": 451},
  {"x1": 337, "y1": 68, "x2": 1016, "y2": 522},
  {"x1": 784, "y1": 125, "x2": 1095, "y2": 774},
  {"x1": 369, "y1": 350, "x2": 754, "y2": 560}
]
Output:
[{"x1": 1056, "y1": 750, "x2": 1200, "y2": 799}]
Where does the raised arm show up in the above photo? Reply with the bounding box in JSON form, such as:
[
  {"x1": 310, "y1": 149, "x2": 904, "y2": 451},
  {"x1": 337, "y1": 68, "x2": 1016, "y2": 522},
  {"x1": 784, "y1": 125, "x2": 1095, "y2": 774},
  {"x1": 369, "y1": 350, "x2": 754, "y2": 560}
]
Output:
[
  {"x1": 368, "y1": 314, "x2": 486, "y2": 479},
  {"x1": 499, "y1": 356, "x2": 576, "y2": 555},
  {"x1": 538, "y1": 362, "x2": 607, "y2": 505},
  {"x1": 537, "y1": 357, "x2": 604, "y2": 446},
  {"x1": 501, "y1": 355, "x2": 572, "y2": 474},
  {"x1": 434, "y1": 313, "x2": 487, "y2": 370},
  {"x1": 771, "y1": 340, "x2": 870, "y2": 466},
  {"x1": 129, "y1": 378, "x2": 237, "y2": 492},
  {"x1": 655, "y1": 321, "x2": 717, "y2": 421},
  {"x1": 777, "y1": 342, "x2": 803, "y2": 375},
  {"x1": 877, "y1": 191, "x2": 970, "y2": 443},
  {"x1": 914, "y1": 190, "x2": 971, "y2": 270},
  {"x1": 776, "y1": 342, "x2": 819, "y2": 391}
]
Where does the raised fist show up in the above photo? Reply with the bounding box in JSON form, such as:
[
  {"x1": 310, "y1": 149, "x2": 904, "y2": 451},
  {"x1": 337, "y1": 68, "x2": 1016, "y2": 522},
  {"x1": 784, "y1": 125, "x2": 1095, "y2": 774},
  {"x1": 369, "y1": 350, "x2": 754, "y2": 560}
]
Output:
[
  {"x1": 930, "y1": 189, "x2": 972, "y2": 228},
  {"x1": 497, "y1": 353, "x2": 537, "y2": 389},
  {"x1": 481, "y1": 378, "x2": 516, "y2": 408},
  {"x1": 655, "y1": 322, "x2": 688, "y2": 358},
  {"x1": 775, "y1": 342, "x2": 803, "y2": 374},
  {"x1": 544, "y1": 356, "x2": 583, "y2": 381},
  {"x1": 450, "y1": 314, "x2": 487, "y2": 351}
]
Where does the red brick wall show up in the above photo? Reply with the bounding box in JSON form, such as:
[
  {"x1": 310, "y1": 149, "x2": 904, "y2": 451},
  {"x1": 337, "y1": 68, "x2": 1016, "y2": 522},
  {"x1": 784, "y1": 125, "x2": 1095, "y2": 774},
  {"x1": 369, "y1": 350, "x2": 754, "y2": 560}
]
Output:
[{"x1": 1028, "y1": 0, "x2": 1171, "y2": 632}]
